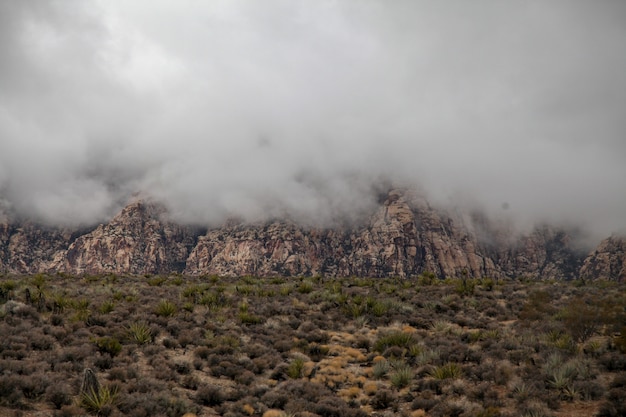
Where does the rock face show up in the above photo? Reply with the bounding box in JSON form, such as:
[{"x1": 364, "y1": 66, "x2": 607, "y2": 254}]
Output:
[
  {"x1": 184, "y1": 189, "x2": 582, "y2": 279},
  {"x1": 497, "y1": 226, "x2": 585, "y2": 280},
  {"x1": 0, "y1": 189, "x2": 617, "y2": 280},
  {"x1": 50, "y1": 201, "x2": 201, "y2": 275},
  {"x1": 579, "y1": 236, "x2": 626, "y2": 282},
  {"x1": 0, "y1": 221, "x2": 74, "y2": 274}
]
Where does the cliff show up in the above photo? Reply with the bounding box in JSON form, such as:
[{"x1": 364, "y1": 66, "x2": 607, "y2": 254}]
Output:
[{"x1": 0, "y1": 190, "x2": 620, "y2": 280}]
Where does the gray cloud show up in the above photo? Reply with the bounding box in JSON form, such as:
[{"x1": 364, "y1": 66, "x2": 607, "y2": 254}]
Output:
[{"x1": 0, "y1": 0, "x2": 625, "y2": 244}]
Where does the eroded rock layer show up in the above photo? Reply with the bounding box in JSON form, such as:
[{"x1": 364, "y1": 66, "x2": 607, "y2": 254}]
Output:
[{"x1": 0, "y1": 190, "x2": 621, "y2": 280}]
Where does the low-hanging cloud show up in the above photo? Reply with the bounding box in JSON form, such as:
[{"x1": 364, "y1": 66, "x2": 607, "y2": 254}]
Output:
[{"x1": 0, "y1": 0, "x2": 625, "y2": 244}]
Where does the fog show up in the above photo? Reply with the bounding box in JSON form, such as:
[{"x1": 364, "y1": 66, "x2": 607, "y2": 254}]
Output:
[{"x1": 0, "y1": 1, "x2": 625, "y2": 243}]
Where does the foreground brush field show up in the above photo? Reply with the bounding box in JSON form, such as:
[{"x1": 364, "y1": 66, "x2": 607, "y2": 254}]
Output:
[{"x1": 0, "y1": 273, "x2": 625, "y2": 417}]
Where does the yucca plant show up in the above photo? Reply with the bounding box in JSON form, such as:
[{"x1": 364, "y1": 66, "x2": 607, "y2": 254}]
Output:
[
  {"x1": 287, "y1": 357, "x2": 306, "y2": 379},
  {"x1": 98, "y1": 300, "x2": 115, "y2": 314},
  {"x1": 429, "y1": 362, "x2": 463, "y2": 380},
  {"x1": 374, "y1": 331, "x2": 417, "y2": 352},
  {"x1": 127, "y1": 321, "x2": 152, "y2": 345},
  {"x1": 155, "y1": 300, "x2": 177, "y2": 317},
  {"x1": 239, "y1": 311, "x2": 263, "y2": 325},
  {"x1": 372, "y1": 360, "x2": 390, "y2": 379},
  {"x1": 389, "y1": 362, "x2": 413, "y2": 388},
  {"x1": 93, "y1": 337, "x2": 122, "y2": 357},
  {"x1": 415, "y1": 348, "x2": 440, "y2": 366},
  {"x1": 279, "y1": 284, "x2": 293, "y2": 296},
  {"x1": 79, "y1": 385, "x2": 119, "y2": 415},
  {"x1": 297, "y1": 281, "x2": 314, "y2": 294},
  {"x1": 510, "y1": 380, "x2": 533, "y2": 403}
]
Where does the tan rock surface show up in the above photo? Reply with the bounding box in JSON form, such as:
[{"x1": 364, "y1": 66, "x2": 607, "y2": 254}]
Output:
[{"x1": 580, "y1": 235, "x2": 626, "y2": 281}]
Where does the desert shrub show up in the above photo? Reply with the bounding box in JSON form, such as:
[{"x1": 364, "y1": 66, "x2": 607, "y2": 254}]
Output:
[
  {"x1": 162, "y1": 337, "x2": 179, "y2": 349},
  {"x1": 195, "y1": 384, "x2": 223, "y2": 406},
  {"x1": 0, "y1": 375, "x2": 24, "y2": 407},
  {"x1": 519, "y1": 290, "x2": 555, "y2": 322},
  {"x1": 46, "y1": 383, "x2": 72, "y2": 409},
  {"x1": 287, "y1": 357, "x2": 306, "y2": 379},
  {"x1": 390, "y1": 362, "x2": 413, "y2": 388},
  {"x1": 194, "y1": 345, "x2": 211, "y2": 359},
  {"x1": 261, "y1": 391, "x2": 289, "y2": 409},
  {"x1": 94, "y1": 353, "x2": 114, "y2": 370},
  {"x1": 126, "y1": 321, "x2": 152, "y2": 344},
  {"x1": 371, "y1": 388, "x2": 396, "y2": 410},
  {"x1": 372, "y1": 359, "x2": 390, "y2": 379},
  {"x1": 181, "y1": 374, "x2": 200, "y2": 390},
  {"x1": 79, "y1": 385, "x2": 119, "y2": 416},
  {"x1": 155, "y1": 300, "x2": 177, "y2": 317},
  {"x1": 30, "y1": 333, "x2": 55, "y2": 350},
  {"x1": 614, "y1": 327, "x2": 626, "y2": 353},
  {"x1": 374, "y1": 331, "x2": 418, "y2": 353},
  {"x1": 50, "y1": 314, "x2": 64, "y2": 326},
  {"x1": 240, "y1": 311, "x2": 264, "y2": 325},
  {"x1": 297, "y1": 281, "x2": 314, "y2": 294},
  {"x1": 173, "y1": 360, "x2": 192, "y2": 374},
  {"x1": 211, "y1": 360, "x2": 244, "y2": 379},
  {"x1": 93, "y1": 337, "x2": 122, "y2": 357},
  {"x1": 19, "y1": 372, "x2": 49, "y2": 399},
  {"x1": 411, "y1": 393, "x2": 438, "y2": 412},
  {"x1": 147, "y1": 276, "x2": 167, "y2": 287},
  {"x1": 597, "y1": 388, "x2": 626, "y2": 417},
  {"x1": 98, "y1": 300, "x2": 115, "y2": 314},
  {"x1": 235, "y1": 370, "x2": 256, "y2": 386},
  {"x1": 108, "y1": 367, "x2": 127, "y2": 382},
  {"x1": 561, "y1": 297, "x2": 603, "y2": 343},
  {"x1": 429, "y1": 362, "x2": 463, "y2": 380},
  {"x1": 118, "y1": 392, "x2": 198, "y2": 417}
]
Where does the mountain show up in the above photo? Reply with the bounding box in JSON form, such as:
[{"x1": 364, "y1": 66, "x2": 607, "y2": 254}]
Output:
[
  {"x1": 579, "y1": 235, "x2": 626, "y2": 281},
  {"x1": 0, "y1": 189, "x2": 622, "y2": 280}
]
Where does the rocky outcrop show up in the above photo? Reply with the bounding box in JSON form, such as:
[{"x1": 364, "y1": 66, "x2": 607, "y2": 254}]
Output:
[
  {"x1": 185, "y1": 189, "x2": 547, "y2": 279},
  {"x1": 497, "y1": 226, "x2": 585, "y2": 280},
  {"x1": 0, "y1": 221, "x2": 74, "y2": 274},
  {"x1": 579, "y1": 235, "x2": 626, "y2": 282},
  {"x1": 0, "y1": 189, "x2": 613, "y2": 280},
  {"x1": 185, "y1": 221, "x2": 343, "y2": 277},
  {"x1": 50, "y1": 201, "x2": 201, "y2": 275},
  {"x1": 185, "y1": 190, "x2": 426, "y2": 278},
  {"x1": 342, "y1": 189, "x2": 419, "y2": 277}
]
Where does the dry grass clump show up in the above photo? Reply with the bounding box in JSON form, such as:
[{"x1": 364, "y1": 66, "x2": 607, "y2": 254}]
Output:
[{"x1": 0, "y1": 273, "x2": 625, "y2": 416}]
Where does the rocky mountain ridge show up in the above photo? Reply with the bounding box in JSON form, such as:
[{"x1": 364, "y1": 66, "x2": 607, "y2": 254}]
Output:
[{"x1": 0, "y1": 190, "x2": 623, "y2": 280}]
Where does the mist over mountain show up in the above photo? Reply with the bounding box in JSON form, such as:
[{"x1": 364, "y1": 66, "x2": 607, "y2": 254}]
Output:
[{"x1": 1, "y1": 1, "x2": 625, "y2": 246}]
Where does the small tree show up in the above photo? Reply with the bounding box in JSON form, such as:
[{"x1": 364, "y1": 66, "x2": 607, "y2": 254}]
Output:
[{"x1": 562, "y1": 297, "x2": 601, "y2": 343}]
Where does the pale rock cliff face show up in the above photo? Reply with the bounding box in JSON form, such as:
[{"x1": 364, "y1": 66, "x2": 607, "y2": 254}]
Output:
[
  {"x1": 51, "y1": 201, "x2": 200, "y2": 275},
  {"x1": 343, "y1": 190, "x2": 419, "y2": 277},
  {"x1": 579, "y1": 235, "x2": 626, "y2": 282},
  {"x1": 185, "y1": 190, "x2": 505, "y2": 278},
  {"x1": 0, "y1": 189, "x2": 610, "y2": 280},
  {"x1": 0, "y1": 222, "x2": 74, "y2": 274},
  {"x1": 185, "y1": 221, "x2": 343, "y2": 277},
  {"x1": 184, "y1": 190, "x2": 426, "y2": 277},
  {"x1": 409, "y1": 195, "x2": 500, "y2": 279}
]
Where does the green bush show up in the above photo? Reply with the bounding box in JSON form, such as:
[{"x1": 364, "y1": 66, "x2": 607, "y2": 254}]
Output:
[
  {"x1": 80, "y1": 385, "x2": 118, "y2": 415},
  {"x1": 93, "y1": 337, "x2": 122, "y2": 357},
  {"x1": 155, "y1": 300, "x2": 177, "y2": 317},
  {"x1": 374, "y1": 331, "x2": 418, "y2": 353},
  {"x1": 390, "y1": 362, "x2": 413, "y2": 388},
  {"x1": 127, "y1": 322, "x2": 152, "y2": 345},
  {"x1": 429, "y1": 362, "x2": 463, "y2": 380},
  {"x1": 287, "y1": 357, "x2": 306, "y2": 379}
]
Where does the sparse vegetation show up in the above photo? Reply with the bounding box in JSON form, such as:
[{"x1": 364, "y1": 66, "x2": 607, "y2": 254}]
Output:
[{"x1": 0, "y1": 273, "x2": 624, "y2": 416}]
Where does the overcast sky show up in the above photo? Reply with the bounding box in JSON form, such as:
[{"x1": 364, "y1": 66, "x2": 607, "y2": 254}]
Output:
[{"x1": 0, "y1": 1, "x2": 624, "y2": 243}]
